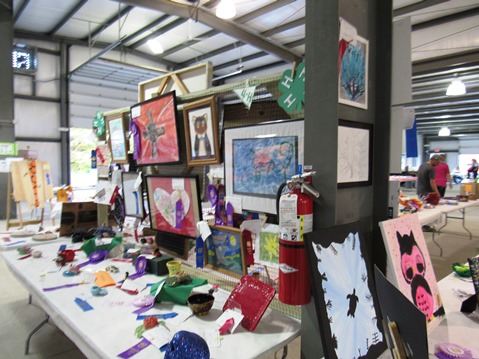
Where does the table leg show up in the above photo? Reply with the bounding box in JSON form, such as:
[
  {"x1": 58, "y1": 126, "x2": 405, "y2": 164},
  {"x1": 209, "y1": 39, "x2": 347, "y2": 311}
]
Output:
[
  {"x1": 25, "y1": 314, "x2": 49, "y2": 355},
  {"x1": 275, "y1": 345, "x2": 288, "y2": 359},
  {"x1": 431, "y1": 229, "x2": 443, "y2": 257},
  {"x1": 440, "y1": 209, "x2": 472, "y2": 241}
]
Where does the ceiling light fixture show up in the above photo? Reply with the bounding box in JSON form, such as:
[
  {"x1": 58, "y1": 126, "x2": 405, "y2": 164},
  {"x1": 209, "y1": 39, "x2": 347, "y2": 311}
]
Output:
[
  {"x1": 446, "y1": 79, "x2": 466, "y2": 96},
  {"x1": 438, "y1": 127, "x2": 451, "y2": 136},
  {"x1": 216, "y1": 0, "x2": 236, "y2": 19},
  {"x1": 147, "y1": 37, "x2": 164, "y2": 54}
]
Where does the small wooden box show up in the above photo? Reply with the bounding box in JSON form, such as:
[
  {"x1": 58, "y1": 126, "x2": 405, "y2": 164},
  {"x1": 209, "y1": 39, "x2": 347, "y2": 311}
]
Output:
[{"x1": 146, "y1": 255, "x2": 174, "y2": 276}]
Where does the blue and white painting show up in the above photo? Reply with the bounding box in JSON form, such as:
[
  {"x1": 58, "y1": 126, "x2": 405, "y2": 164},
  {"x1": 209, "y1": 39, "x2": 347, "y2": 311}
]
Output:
[
  {"x1": 232, "y1": 136, "x2": 297, "y2": 197},
  {"x1": 338, "y1": 35, "x2": 369, "y2": 109},
  {"x1": 311, "y1": 231, "x2": 384, "y2": 359}
]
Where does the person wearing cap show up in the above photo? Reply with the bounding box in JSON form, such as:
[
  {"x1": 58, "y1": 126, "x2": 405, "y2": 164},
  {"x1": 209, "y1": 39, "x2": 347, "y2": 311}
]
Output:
[{"x1": 416, "y1": 155, "x2": 441, "y2": 198}]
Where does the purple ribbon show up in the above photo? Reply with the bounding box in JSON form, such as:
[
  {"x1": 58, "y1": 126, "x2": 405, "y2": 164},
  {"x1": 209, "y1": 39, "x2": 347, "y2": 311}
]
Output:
[
  {"x1": 118, "y1": 338, "x2": 151, "y2": 358},
  {"x1": 130, "y1": 120, "x2": 141, "y2": 161},
  {"x1": 76, "y1": 250, "x2": 109, "y2": 269},
  {"x1": 128, "y1": 256, "x2": 147, "y2": 280},
  {"x1": 43, "y1": 282, "x2": 83, "y2": 292}
]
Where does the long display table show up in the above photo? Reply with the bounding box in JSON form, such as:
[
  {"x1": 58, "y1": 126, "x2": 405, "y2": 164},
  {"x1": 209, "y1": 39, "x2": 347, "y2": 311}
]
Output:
[{"x1": 1, "y1": 241, "x2": 300, "y2": 359}]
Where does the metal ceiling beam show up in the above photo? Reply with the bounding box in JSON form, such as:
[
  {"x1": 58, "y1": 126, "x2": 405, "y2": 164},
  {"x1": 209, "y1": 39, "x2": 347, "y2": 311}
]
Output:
[
  {"x1": 236, "y1": 0, "x2": 297, "y2": 24},
  {"x1": 13, "y1": 0, "x2": 29, "y2": 24},
  {"x1": 393, "y1": 0, "x2": 448, "y2": 17},
  {"x1": 121, "y1": 14, "x2": 171, "y2": 45},
  {"x1": 48, "y1": 0, "x2": 88, "y2": 36},
  {"x1": 412, "y1": 6, "x2": 479, "y2": 31},
  {"x1": 113, "y1": 0, "x2": 302, "y2": 63},
  {"x1": 14, "y1": 29, "x2": 179, "y2": 70},
  {"x1": 129, "y1": 17, "x2": 187, "y2": 49},
  {"x1": 179, "y1": 16, "x2": 305, "y2": 67},
  {"x1": 82, "y1": 5, "x2": 134, "y2": 42}
]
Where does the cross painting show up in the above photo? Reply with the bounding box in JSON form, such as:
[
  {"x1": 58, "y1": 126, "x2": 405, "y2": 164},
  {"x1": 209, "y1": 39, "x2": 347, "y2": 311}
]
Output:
[
  {"x1": 130, "y1": 91, "x2": 180, "y2": 166},
  {"x1": 379, "y1": 214, "x2": 445, "y2": 331},
  {"x1": 304, "y1": 222, "x2": 387, "y2": 359}
]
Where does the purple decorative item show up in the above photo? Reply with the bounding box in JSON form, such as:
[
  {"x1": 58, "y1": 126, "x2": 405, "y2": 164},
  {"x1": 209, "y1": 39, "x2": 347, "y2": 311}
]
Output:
[
  {"x1": 76, "y1": 250, "x2": 109, "y2": 269},
  {"x1": 207, "y1": 184, "x2": 217, "y2": 207},
  {"x1": 175, "y1": 198, "x2": 183, "y2": 229},
  {"x1": 226, "y1": 202, "x2": 234, "y2": 227},
  {"x1": 130, "y1": 119, "x2": 141, "y2": 160},
  {"x1": 435, "y1": 343, "x2": 473, "y2": 359},
  {"x1": 165, "y1": 331, "x2": 210, "y2": 359},
  {"x1": 132, "y1": 295, "x2": 155, "y2": 314}
]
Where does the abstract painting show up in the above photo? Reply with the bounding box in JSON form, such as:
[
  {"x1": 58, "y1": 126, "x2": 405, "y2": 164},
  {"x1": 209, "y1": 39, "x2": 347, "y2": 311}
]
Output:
[
  {"x1": 379, "y1": 214, "x2": 445, "y2": 331},
  {"x1": 338, "y1": 34, "x2": 369, "y2": 109},
  {"x1": 205, "y1": 226, "x2": 246, "y2": 277},
  {"x1": 145, "y1": 175, "x2": 201, "y2": 239},
  {"x1": 130, "y1": 91, "x2": 180, "y2": 166},
  {"x1": 337, "y1": 119, "x2": 372, "y2": 187},
  {"x1": 304, "y1": 222, "x2": 386, "y2": 359},
  {"x1": 232, "y1": 136, "x2": 297, "y2": 197},
  {"x1": 224, "y1": 119, "x2": 304, "y2": 214}
]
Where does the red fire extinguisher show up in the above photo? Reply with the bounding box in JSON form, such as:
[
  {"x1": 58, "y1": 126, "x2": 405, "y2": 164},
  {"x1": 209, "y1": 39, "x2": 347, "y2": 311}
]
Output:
[{"x1": 277, "y1": 168, "x2": 320, "y2": 305}]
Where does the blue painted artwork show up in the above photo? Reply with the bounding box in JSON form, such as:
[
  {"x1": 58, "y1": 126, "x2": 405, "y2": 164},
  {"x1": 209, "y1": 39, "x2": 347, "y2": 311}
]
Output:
[
  {"x1": 232, "y1": 136, "x2": 297, "y2": 197},
  {"x1": 206, "y1": 227, "x2": 244, "y2": 276}
]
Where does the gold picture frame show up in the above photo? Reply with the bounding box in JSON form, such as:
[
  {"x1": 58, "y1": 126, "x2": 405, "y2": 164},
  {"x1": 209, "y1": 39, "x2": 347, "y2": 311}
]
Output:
[
  {"x1": 106, "y1": 112, "x2": 129, "y2": 164},
  {"x1": 183, "y1": 96, "x2": 221, "y2": 166}
]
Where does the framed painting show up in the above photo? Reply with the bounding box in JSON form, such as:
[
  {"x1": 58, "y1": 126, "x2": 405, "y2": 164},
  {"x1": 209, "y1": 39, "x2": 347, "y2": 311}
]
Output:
[
  {"x1": 145, "y1": 175, "x2": 202, "y2": 239},
  {"x1": 337, "y1": 119, "x2": 373, "y2": 188},
  {"x1": 205, "y1": 225, "x2": 246, "y2": 278},
  {"x1": 379, "y1": 214, "x2": 445, "y2": 331},
  {"x1": 224, "y1": 119, "x2": 304, "y2": 214},
  {"x1": 106, "y1": 112, "x2": 129, "y2": 164},
  {"x1": 183, "y1": 96, "x2": 221, "y2": 166},
  {"x1": 121, "y1": 171, "x2": 144, "y2": 219},
  {"x1": 338, "y1": 33, "x2": 369, "y2": 110},
  {"x1": 130, "y1": 91, "x2": 180, "y2": 166},
  {"x1": 304, "y1": 222, "x2": 387, "y2": 359}
]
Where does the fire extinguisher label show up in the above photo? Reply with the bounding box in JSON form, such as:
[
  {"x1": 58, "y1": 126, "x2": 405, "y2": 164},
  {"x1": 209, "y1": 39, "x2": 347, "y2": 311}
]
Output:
[
  {"x1": 279, "y1": 194, "x2": 299, "y2": 241},
  {"x1": 279, "y1": 263, "x2": 299, "y2": 274}
]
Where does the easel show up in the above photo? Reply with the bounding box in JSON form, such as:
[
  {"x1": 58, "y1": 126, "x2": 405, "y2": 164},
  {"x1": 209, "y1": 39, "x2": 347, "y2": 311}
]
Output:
[{"x1": 6, "y1": 171, "x2": 44, "y2": 230}]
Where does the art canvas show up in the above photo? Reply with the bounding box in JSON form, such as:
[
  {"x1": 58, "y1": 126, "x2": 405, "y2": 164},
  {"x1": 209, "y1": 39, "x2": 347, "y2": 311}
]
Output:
[
  {"x1": 232, "y1": 136, "x2": 297, "y2": 197},
  {"x1": 205, "y1": 226, "x2": 246, "y2": 277},
  {"x1": 130, "y1": 91, "x2": 180, "y2": 166},
  {"x1": 379, "y1": 214, "x2": 445, "y2": 331},
  {"x1": 122, "y1": 171, "x2": 144, "y2": 218},
  {"x1": 257, "y1": 223, "x2": 279, "y2": 267},
  {"x1": 304, "y1": 222, "x2": 387, "y2": 359},
  {"x1": 145, "y1": 175, "x2": 201, "y2": 239},
  {"x1": 338, "y1": 34, "x2": 369, "y2": 109}
]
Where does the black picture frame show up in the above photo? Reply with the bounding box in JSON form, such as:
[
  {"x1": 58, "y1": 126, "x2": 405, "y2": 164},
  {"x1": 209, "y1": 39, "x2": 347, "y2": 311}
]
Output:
[{"x1": 337, "y1": 119, "x2": 373, "y2": 188}]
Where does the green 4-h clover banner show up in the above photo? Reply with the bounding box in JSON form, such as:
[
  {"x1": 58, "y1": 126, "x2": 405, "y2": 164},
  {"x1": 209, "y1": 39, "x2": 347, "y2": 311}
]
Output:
[{"x1": 277, "y1": 61, "x2": 305, "y2": 114}]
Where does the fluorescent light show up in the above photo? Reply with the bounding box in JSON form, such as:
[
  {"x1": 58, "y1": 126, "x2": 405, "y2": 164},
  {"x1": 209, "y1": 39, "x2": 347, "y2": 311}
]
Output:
[
  {"x1": 147, "y1": 38, "x2": 164, "y2": 54},
  {"x1": 255, "y1": 134, "x2": 277, "y2": 138},
  {"x1": 438, "y1": 127, "x2": 450, "y2": 136},
  {"x1": 216, "y1": 0, "x2": 236, "y2": 19},
  {"x1": 446, "y1": 79, "x2": 466, "y2": 96}
]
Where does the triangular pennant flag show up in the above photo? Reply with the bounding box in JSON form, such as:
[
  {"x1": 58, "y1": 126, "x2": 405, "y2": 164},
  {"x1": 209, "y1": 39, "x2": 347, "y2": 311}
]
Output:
[{"x1": 233, "y1": 86, "x2": 257, "y2": 109}]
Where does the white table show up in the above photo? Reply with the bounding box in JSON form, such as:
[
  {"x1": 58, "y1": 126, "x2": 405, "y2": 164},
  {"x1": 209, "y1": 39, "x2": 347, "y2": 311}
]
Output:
[
  {"x1": 428, "y1": 270, "x2": 479, "y2": 356},
  {"x1": 415, "y1": 199, "x2": 479, "y2": 256},
  {"x1": 1, "y1": 241, "x2": 300, "y2": 359}
]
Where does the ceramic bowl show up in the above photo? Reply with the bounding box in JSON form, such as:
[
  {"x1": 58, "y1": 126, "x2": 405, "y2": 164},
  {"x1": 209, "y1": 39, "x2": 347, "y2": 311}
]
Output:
[{"x1": 187, "y1": 293, "x2": 215, "y2": 316}]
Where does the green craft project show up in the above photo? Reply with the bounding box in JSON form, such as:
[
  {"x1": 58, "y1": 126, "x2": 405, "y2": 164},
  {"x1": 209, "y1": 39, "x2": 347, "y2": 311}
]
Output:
[
  {"x1": 81, "y1": 235, "x2": 122, "y2": 256},
  {"x1": 150, "y1": 277, "x2": 208, "y2": 305}
]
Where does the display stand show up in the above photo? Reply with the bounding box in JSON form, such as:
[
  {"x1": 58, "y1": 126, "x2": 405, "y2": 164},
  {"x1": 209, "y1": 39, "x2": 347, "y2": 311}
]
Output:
[{"x1": 5, "y1": 171, "x2": 45, "y2": 230}]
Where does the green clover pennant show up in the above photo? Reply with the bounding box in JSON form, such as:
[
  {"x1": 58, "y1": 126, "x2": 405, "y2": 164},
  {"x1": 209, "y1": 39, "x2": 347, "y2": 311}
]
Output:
[{"x1": 277, "y1": 61, "x2": 305, "y2": 114}]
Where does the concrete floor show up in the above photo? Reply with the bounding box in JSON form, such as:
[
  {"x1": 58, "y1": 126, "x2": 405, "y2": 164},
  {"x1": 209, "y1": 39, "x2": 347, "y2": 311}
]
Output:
[{"x1": 1, "y1": 184, "x2": 478, "y2": 358}]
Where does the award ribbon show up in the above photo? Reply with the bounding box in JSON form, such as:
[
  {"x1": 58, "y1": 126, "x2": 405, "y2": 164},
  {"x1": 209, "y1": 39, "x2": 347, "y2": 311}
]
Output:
[
  {"x1": 117, "y1": 338, "x2": 151, "y2": 358},
  {"x1": 76, "y1": 250, "x2": 109, "y2": 269}
]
